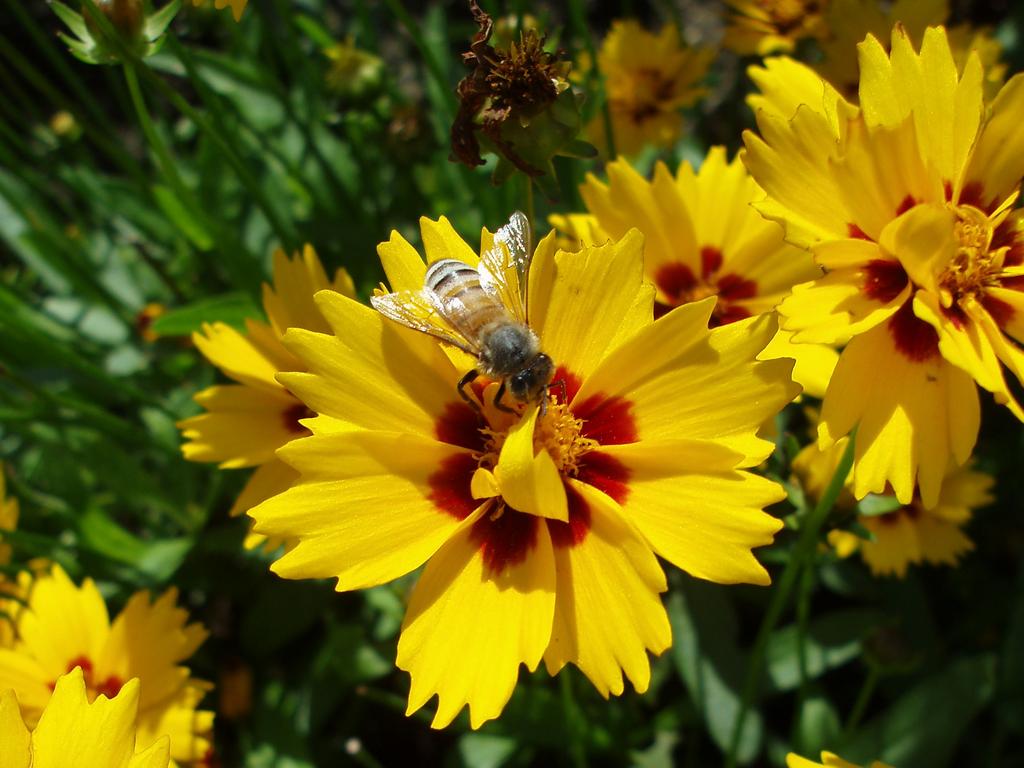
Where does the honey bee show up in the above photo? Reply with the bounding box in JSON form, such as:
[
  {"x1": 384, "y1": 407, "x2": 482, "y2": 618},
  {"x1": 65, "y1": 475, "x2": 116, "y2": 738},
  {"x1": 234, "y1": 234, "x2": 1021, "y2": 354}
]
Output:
[{"x1": 371, "y1": 211, "x2": 555, "y2": 412}]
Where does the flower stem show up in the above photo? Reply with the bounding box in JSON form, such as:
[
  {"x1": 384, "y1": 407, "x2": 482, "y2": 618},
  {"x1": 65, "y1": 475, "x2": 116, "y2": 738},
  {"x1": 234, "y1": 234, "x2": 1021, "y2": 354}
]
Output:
[
  {"x1": 725, "y1": 434, "x2": 856, "y2": 768},
  {"x1": 842, "y1": 664, "x2": 879, "y2": 739}
]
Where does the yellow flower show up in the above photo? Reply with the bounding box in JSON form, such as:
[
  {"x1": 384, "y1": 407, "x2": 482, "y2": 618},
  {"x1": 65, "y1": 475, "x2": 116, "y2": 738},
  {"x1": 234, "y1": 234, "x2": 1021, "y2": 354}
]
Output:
[
  {"x1": 592, "y1": 21, "x2": 712, "y2": 157},
  {"x1": 794, "y1": 438, "x2": 993, "y2": 577},
  {"x1": 178, "y1": 246, "x2": 354, "y2": 547},
  {"x1": 787, "y1": 752, "x2": 894, "y2": 768},
  {"x1": 816, "y1": 0, "x2": 1005, "y2": 99},
  {"x1": 552, "y1": 149, "x2": 839, "y2": 397},
  {"x1": 0, "y1": 564, "x2": 213, "y2": 763},
  {"x1": 744, "y1": 26, "x2": 1024, "y2": 507},
  {"x1": 249, "y1": 215, "x2": 799, "y2": 728},
  {"x1": 724, "y1": 0, "x2": 828, "y2": 56},
  {"x1": 0, "y1": 667, "x2": 169, "y2": 768},
  {"x1": 190, "y1": 0, "x2": 246, "y2": 22}
]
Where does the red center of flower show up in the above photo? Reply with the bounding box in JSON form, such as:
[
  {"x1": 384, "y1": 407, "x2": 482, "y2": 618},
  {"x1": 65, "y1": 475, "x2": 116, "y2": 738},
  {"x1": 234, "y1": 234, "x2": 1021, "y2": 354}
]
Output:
[
  {"x1": 427, "y1": 366, "x2": 636, "y2": 575},
  {"x1": 50, "y1": 655, "x2": 124, "y2": 700},
  {"x1": 283, "y1": 402, "x2": 316, "y2": 435},
  {"x1": 653, "y1": 248, "x2": 757, "y2": 325}
]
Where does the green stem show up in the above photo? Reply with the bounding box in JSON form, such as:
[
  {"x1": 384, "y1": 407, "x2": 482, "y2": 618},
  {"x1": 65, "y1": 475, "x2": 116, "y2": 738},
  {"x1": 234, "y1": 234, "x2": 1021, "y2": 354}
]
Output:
[
  {"x1": 123, "y1": 64, "x2": 194, "y2": 210},
  {"x1": 560, "y1": 672, "x2": 588, "y2": 768},
  {"x1": 791, "y1": 563, "x2": 816, "y2": 749},
  {"x1": 842, "y1": 665, "x2": 879, "y2": 739},
  {"x1": 725, "y1": 435, "x2": 856, "y2": 768}
]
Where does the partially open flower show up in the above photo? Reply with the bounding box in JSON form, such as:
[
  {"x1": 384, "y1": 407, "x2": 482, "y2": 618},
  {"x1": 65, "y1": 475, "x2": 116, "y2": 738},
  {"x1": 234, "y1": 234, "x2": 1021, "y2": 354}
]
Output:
[
  {"x1": 52, "y1": 0, "x2": 180, "y2": 65},
  {"x1": 724, "y1": 0, "x2": 828, "y2": 56}
]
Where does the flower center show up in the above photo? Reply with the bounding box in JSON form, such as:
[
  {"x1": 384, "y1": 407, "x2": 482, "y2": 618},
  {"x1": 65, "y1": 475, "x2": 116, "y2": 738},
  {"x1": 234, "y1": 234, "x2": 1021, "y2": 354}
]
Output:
[
  {"x1": 51, "y1": 656, "x2": 124, "y2": 702},
  {"x1": 938, "y1": 206, "x2": 1006, "y2": 309},
  {"x1": 480, "y1": 400, "x2": 598, "y2": 477},
  {"x1": 653, "y1": 252, "x2": 757, "y2": 324},
  {"x1": 759, "y1": 0, "x2": 819, "y2": 32}
]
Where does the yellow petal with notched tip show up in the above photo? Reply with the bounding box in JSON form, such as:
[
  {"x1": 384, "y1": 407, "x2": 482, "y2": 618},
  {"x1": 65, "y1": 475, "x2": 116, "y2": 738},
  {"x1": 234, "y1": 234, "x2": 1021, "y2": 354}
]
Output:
[
  {"x1": 31, "y1": 672, "x2": 170, "y2": 768},
  {"x1": 178, "y1": 384, "x2": 299, "y2": 468},
  {"x1": 377, "y1": 230, "x2": 428, "y2": 292},
  {"x1": 543, "y1": 481, "x2": 669, "y2": 697},
  {"x1": 819, "y1": 322, "x2": 978, "y2": 507},
  {"x1": 578, "y1": 302, "x2": 797, "y2": 465},
  {"x1": 252, "y1": 431, "x2": 474, "y2": 590},
  {"x1": 399, "y1": 515, "x2": 555, "y2": 729},
  {"x1": 420, "y1": 216, "x2": 480, "y2": 267},
  {"x1": 493, "y1": 405, "x2": 568, "y2": 522},
  {"x1": 607, "y1": 443, "x2": 784, "y2": 585},
  {"x1": 531, "y1": 231, "x2": 648, "y2": 382},
  {"x1": 280, "y1": 291, "x2": 461, "y2": 436},
  {"x1": 191, "y1": 322, "x2": 283, "y2": 393}
]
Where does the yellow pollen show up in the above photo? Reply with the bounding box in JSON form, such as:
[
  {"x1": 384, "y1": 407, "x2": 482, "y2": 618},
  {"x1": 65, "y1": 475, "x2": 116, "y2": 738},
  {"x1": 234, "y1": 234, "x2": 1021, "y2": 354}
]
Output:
[
  {"x1": 939, "y1": 206, "x2": 1006, "y2": 308},
  {"x1": 479, "y1": 399, "x2": 597, "y2": 476}
]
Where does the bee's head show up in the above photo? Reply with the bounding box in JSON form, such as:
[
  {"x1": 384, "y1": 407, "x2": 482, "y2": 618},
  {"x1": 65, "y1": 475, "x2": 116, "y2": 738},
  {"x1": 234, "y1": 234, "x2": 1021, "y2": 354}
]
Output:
[{"x1": 509, "y1": 353, "x2": 555, "y2": 403}]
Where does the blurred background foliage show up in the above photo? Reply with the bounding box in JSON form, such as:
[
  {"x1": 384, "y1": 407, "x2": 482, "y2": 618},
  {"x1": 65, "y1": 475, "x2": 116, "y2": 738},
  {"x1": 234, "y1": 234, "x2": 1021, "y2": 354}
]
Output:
[{"x1": 2, "y1": 1, "x2": 1024, "y2": 766}]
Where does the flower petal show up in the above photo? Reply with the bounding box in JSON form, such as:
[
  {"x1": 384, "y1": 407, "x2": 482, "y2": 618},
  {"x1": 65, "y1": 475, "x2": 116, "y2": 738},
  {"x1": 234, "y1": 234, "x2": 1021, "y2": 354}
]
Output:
[
  {"x1": 420, "y1": 216, "x2": 480, "y2": 267},
  {"x1": 578, "y1": 302, "x2": 798, "y2": 465},
  {"x1": 743, "y1": 105, "x2": 852, "y2": 247},
  {"x1": 251, "y1": 431, "x2": 474, "y2": 590},
  {"x1": 0, "y1": 689, "x2": 30, "y2": 767},
  {"x1": 532, "y1": 231, "x2": 648, "y2": 381},
  {"x1": 15, "y1": 566, "x2": 109, "y2": 690},
  {"x1": 191, "y1": 322, "x2": 282, "y2": 392},
  {"x1": 607, "y1": 445, "x2": 783, "y2": 585},
  {"x1": 178, "y1": 385, "x2": 299, "y2": 468},
  {"x1": 779, "y1": 269, "x2": 909, "y2": 346},
  {"x1": 758, "y1": 327, "x2": 839, "y2": 400},
  {"x1": 229, "y1": 458, "x2": 299, "y2": 518},
  {"x1": 398, "y1": 517, "x2": 555, "y2": 729},
  {"x1": 31, "y1": 673, "x2": 167, "y2": 768},
  {"x1": 377, "y1": 230, "x2": 427, "y2": 292},
  {"x1": 965, "y1": 74, "x2": 1024, "y2": 209},
  {"x1": 543, "y1": 481, "x2": 669, "y2": 696},
  {"x1": 819, "y1": 322, "x2": 979, "y2": 507},
  {"x1": 280, "y1": 291, "x2": 462, "y2": 436},
  {"x1": 263, "y1": 245, "x2": 352, "y2": 338},
  {"x1": 493, "y1": 405, "x2": 568, "y2": 522}
]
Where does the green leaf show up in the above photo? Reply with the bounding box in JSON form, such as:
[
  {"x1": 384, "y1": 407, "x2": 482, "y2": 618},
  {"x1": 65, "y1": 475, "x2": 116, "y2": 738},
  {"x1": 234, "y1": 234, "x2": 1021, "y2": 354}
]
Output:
[
  {"x1": 77, "y1": 508, "x2": 191, "y2": 581},
  {"x1": 857, "y1": 493, "x2": 903, "y2": 517},
  {"x1": 152, "y1": 183, "x2": 213, "y2": 250},
  {"x1": 458, "y1": 733, "x2": 518, "y2": 768},
  {"x1": 150, "y1": 292, "x2": 262, "y2": 335},
  {"x1": 668, "y1": 581, "x2": 763, "y2": 765},
  {"x1": 629, "y1": 731, "x2": 680, "y2": 768},
  {"x1": 765, "y1": 610, "x2": 877, "y2": 692},
  {"x1": 794, "y1": 690, "x2": 841, "y2": 757},
  {"x1": 843, "y1": 654, "x2": 997, "y2": 767}
]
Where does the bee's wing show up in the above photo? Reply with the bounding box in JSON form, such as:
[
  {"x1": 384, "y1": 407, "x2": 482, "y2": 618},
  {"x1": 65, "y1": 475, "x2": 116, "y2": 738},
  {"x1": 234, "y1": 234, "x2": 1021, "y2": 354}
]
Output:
[
  {"x1": 478, "y1": 210, "x2": 532, "y2": 324},
  {"x1": 370, "y1": 289, "x2": 480, "y2": 356}
]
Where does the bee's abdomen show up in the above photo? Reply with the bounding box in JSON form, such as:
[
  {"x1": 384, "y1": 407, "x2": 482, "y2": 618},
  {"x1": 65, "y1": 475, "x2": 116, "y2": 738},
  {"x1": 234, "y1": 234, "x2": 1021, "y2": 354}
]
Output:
[{"x1": 426, "y1": 258, "x2": 506, "y2": 328}]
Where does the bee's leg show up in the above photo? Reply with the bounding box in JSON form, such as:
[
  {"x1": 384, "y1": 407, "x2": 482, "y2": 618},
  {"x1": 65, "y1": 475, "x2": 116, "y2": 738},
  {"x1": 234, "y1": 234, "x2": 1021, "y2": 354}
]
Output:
[
  {"x1": 493, "y1": 381, "x2": 516, "y2": 413},
  {"x1": 549, "y1": 379, "x2": 568, "y2": 405},
  {"x1": 457, "y1": 369, "x2": 482, "y2": 413}
]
